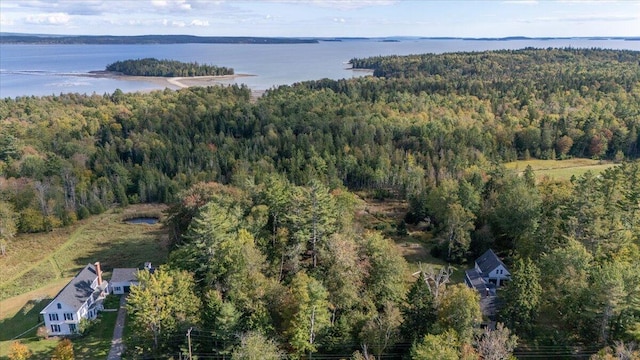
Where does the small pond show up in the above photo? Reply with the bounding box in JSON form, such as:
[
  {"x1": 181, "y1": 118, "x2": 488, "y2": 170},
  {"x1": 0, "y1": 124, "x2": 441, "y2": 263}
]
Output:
[{"x1": 124, "y1": 217, "x2": 159, "y2": 225}]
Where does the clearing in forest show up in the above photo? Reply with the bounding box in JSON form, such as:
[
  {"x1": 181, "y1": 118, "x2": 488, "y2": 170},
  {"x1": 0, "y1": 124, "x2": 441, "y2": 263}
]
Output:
[
  {"x1": 505, "y1": 158, "x2": 617, "y2": 181},
  {"x1": 358, "y1": 196, "x2": 465, "y2": 283}
]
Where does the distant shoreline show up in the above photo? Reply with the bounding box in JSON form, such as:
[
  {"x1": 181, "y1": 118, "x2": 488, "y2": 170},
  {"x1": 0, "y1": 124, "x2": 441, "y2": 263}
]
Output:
[
  {"x1": 0, "y1": 34, "x2": 319, "y2": 45},
  {"x1": 85, "y1": 70, "x2": 255, "y2": 90},
  {"x1": 1, "y1": 34, "x2": 639, "y2": 45}
]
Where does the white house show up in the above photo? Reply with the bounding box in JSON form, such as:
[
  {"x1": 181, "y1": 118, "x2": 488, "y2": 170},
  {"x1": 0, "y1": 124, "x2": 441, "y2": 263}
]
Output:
[
  {"x1": 40, "y1": 262, "x2": 109, "y2": 336},
  {"x1": 464, "y1": 249, "x2": 510, "y2": 326},
  {"x1": 109, "y1": 268, "x2": 138, "y2": 294},
  {"x1": 465, "y1": 248, "x2": 511, "y2": 297},
  {"x1": 473, "y1": 248, "x2": 511, "y2": 287}
]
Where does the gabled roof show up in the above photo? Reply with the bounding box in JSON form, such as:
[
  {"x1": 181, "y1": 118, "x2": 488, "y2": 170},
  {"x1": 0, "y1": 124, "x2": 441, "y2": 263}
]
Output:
[
  {"x1": 40, "y1": 263, "x2": 107, "y2": 313},
  {"x1": 111, "y1": 268, "x2": 138, "y2": 283},
  {"x1": 476, "y1": 249, "x2": 508, "y2": 274}
]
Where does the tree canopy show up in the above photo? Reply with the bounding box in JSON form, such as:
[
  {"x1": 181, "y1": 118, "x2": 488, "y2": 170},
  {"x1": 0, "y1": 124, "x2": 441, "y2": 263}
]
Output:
[
  {"x1": 2, "y1": 47, "x2": 640, "y2": 358},
  {"x1": 106, "y1": 58, "x2": 234, "y2": 77}
]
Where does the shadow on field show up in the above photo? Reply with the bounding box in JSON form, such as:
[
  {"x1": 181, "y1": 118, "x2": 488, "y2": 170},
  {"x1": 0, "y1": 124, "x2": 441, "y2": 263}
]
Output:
[
  {"x1": 0, "y1": 298, "x2": 51, "y2": 341},
  {"x1": 73, "y1": 227, "x2": 169, "y2": 276}
]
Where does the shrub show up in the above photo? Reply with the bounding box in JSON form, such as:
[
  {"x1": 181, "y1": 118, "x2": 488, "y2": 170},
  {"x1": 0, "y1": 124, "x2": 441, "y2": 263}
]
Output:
[
  {"x1": 53, "y1": 338, "x2": 74, "y2": 360},
  {"x1": 8, "y1": 341, "x2": 32, "y2": 360}
]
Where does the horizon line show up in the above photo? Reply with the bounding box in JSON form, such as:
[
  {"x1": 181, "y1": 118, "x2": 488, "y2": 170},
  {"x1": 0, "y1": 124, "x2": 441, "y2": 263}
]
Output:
[{"x1": 1, "y1": 33, "x2": 639, "y2": 40}]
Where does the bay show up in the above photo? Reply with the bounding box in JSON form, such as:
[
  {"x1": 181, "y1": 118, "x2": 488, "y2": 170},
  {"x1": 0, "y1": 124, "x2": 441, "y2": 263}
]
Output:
[{"x1": 1, "y1": 39, "x2": 639, "y2": 99}]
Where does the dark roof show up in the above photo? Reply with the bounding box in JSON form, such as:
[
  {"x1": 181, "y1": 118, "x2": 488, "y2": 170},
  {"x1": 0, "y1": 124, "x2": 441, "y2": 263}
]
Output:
[
  {"x1": 40, "y1": 263, "x2": 107, "y2": 313},
  {"x1": 466, "y1": 269, "x2": 499, "y2": 319},
  {"x1": 465, "y1": 269, "x2": 487, "y2": 293},
  {"x1": 111, "y1": 268, "x2": 138, "y2": 283},
  {"x1": 476, "y1": 249, "x2": 507, "y2": 274}
]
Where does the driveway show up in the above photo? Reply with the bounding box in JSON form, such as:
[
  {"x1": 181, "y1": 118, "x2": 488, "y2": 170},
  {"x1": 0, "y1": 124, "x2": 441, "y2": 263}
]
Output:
[{"x1": 107, "y1": 295, "x2": 127, "y2": 360}]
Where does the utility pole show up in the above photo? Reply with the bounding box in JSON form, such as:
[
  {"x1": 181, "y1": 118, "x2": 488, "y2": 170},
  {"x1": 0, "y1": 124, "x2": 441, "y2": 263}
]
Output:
[{"x1": 187, "y1": 327, "x2": 193, "y2": 360}]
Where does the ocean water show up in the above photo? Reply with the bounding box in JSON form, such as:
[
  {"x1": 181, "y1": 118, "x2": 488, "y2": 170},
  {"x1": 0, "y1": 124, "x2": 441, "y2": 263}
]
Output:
[{"x1": 1, "y1": 39, "x2": 639, "y2": 99}]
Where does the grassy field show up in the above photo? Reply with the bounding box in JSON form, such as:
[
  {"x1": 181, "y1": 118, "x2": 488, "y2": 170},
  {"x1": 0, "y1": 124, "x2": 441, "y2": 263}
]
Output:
[
  {"x1": 0, "y1": 204, "x2": 169, "y2": 359},
  {"x1": 0, "y1": 204, "x2": 168, "y2": 301},
  {"x1": 504, "y1": 158, "x2": 617, "y2": 181}
]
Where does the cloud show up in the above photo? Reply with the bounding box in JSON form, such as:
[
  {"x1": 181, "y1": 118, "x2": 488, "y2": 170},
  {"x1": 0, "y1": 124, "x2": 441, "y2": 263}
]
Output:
[
  {"x1": 502, "y1": 0, "x2": 538, "y2": 4},
  {"x1": 152, "y1": 0, "x2": 192, "y2": 11},
  {"x1": 266, "y1": 0, "x2": 397, "y2": 10},
  {"x1": 25, "y1": 12, "x2": 71, "y2": 24},
  {"x1": 0, "y1": 13, "x2": 15, "y2": 26},
  {"x1": 189, "y1": 19, "x2": 209, "y2": 26},
  {"x1": 4, "y1": 0, "x2": 108, "y2": 15},
  {"x1": 160, "y1": 19, "x2": 191, "y2": 27}
]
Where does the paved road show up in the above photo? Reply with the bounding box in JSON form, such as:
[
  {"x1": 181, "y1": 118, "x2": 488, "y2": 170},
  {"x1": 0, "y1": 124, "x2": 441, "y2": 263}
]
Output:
[{"x1": 107, "y1": 295, "x2": 127, "y2": 360}]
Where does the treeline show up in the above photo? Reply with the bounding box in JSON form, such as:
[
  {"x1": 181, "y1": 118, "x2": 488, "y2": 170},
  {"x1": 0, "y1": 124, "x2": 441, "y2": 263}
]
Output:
[
  {"x1": 106, "y1": 58, "x2": 234, "y2": 77},
  {"x1": 0, "y1": 34, "x2": 318, "y2": 45}
]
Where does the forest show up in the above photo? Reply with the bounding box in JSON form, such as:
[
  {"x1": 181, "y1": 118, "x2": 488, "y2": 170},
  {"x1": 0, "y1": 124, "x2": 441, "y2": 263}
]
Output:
[
  {"x1": 105, "y1": 58, "x2": 234, "y2": 77},
  {"x1": 1, "y1": 48, "x2": 639, "y2": 359}
]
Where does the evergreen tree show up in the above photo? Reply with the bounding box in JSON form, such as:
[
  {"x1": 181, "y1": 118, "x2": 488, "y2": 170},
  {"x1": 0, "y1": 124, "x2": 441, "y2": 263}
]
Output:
[
  {"x1": 500, "y1": 258, "x2": 542, "y2": 336},
  {"x1": 401, "y1": 272, "x2": 437, "y2": 344}
]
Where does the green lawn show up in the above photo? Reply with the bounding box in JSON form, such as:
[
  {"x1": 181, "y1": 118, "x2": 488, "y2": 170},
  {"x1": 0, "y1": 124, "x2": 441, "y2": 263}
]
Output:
[
  {"x1": 505, "y1": 158, "x2": 617, "y2": 181},
  {"x1": 73, "y1": 312, "x2": 118, "y2": 360},
  {"x1": 0, "y1": 296, "x2": 50, "y2": 341},
  {"x1": 0, "y1": 312, "x2": 117, "y2": 360}
]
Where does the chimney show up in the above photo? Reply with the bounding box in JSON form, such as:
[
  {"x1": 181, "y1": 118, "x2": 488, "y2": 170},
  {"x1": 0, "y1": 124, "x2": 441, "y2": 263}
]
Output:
[{"x1": 95, "y1": 262, "x2": 102, "y2": 286}]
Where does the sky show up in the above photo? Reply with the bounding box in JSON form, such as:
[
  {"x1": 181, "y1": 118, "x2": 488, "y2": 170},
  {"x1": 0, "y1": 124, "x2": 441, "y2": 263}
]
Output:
[{"x1": 0, "y1": 0, "x2": 639, "y2": 38}]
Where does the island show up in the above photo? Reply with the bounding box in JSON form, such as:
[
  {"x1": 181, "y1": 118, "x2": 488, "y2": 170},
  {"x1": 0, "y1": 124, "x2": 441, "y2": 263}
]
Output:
[{"x1": 105, "y1": 58, "x2": 234, "y2": 77}]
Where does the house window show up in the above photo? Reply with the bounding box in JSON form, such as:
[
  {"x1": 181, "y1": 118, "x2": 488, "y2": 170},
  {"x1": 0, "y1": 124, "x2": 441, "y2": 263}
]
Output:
[
  {"x1": 51, "y1": 324, "x2": 61, "y2": 332},
  {"x1": 69, "y1": 324, "x2": 77, "y2": 333},
  {"x1": 57, "y1": 303, "x2": 62, "y2": 309},
  {"x1": 115, "y1": 286, "x2": 121, "y2": 292},
  {"x1": 64, "y1": 313, "x2": 74, "y2": 321},
  {"x1": 49, "y1": 313, "x2": 59, "y2": 321}
]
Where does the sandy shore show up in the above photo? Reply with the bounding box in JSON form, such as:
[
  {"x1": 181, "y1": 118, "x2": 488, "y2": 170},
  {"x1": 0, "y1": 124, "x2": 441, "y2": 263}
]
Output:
[{"x1": 85, "y1": 71, "x2": 255, "y2": 90}]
